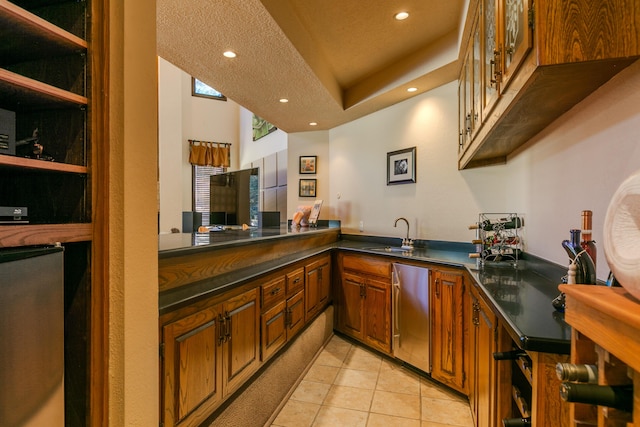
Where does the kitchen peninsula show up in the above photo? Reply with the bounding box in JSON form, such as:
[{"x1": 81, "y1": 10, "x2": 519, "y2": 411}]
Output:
[{"x1": 158, "y1": 224, "x2": 573, "y2": 427}]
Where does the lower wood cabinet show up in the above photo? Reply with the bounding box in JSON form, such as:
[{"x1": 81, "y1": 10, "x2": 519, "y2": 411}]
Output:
[
  {"x1": 335, "y1": 253, "x2": 392, "y2": 354},
  {"x1": 469, "y1": 282, "x2": 498, "y2": 427},
  {"x1": 431, "y1": 268, "x2": 467, "y2": 394},
  {"x1": 260, "y1": 269, "x2": 307, "y2": 362},
  {"x1": 160, "y1": 250, "x2": 334, "y2": 427},
  {"x1": 305, "y1": 254, "x2": 331, "y2": 322},
  {"x1": 161, "y1": 287, "x2": 260, "y2": 427}
]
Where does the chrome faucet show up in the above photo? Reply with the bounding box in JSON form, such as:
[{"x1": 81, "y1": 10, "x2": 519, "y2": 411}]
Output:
[{"x1": 394, "y1": 217, "x2": 413, "y2": 249}]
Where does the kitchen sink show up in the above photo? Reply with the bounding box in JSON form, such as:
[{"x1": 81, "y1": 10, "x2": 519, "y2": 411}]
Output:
[{"x1": 364, "y1": 246, "x2": 414, "y2": 254}]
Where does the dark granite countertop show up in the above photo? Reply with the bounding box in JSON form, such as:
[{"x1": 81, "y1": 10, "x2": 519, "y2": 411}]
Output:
[
  {"x1": 338, "y1": 235, "x2": 572, "y2": 354},
  {"x1": 158, "y1": 227, "x2": 572, "y2": 354}
]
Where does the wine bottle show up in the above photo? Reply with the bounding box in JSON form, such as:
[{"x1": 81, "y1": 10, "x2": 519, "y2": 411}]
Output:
[
  {"x1": 580, "y1": 210, "x2": 597, "y2": 273},
  {"x1": 502, "y1": 417, "x2": 531, "y2": 427},
  {"x1": 556, "y1": 363, "x2": 598, "y2": 383},
  {"x1": 561, "y1": 229, "x2": 596, "y2": 284},
  {"x1": 493, "y1": 349, "x2": 527, "y2": 360},
  {"x1": 560, "y1": 382, "x2": 633, "y2": 411},
  {"x1": 469, "y1": 217, "x2": 524, "y2": 231}
]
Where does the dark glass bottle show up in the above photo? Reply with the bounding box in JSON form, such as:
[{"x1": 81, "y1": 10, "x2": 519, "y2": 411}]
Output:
[
  {"x1": 470, "y1": 217, "x2": 524, "y2": 231},
  {"x1": 560, "y1": 382, "x2": 633, "y2": 412},
  {"x1": 556, "y1": 363, "x2": 598, "y2": 383},
  {"x1": 561, "y1": 229, "x2": 596, "y2": 284}
]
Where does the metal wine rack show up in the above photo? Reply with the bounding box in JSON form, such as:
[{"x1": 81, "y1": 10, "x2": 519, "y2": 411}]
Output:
[{"x1": 471, "y1": 213, "x2": 524, "y2": 267}]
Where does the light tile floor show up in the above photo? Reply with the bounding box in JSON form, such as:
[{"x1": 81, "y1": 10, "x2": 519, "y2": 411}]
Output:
[{"x1": 271, "y1": 335, "x2": 474, "y2": 427}]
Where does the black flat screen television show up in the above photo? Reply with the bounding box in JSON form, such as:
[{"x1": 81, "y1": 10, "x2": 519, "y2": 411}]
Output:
[{"x1": 210, "y1": 167, "x2": 259, "y2": 226}]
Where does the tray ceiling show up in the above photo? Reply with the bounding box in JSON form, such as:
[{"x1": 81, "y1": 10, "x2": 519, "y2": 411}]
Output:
[{"x1": 157, "y1": 0, "x2": 466, "y2": 132}]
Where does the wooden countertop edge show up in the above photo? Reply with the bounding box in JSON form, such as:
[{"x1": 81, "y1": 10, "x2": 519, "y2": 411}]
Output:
[
  {"x1": 560, "y1": 284, "x2": 640, "y2": 372},
  {"x1": 559, "y1": 284, "x2": 640, "y2": 331}
]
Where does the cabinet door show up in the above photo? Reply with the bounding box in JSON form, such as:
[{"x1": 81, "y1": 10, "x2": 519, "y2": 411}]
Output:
[
  {"x1": 470, "y1": 288, "x2": 498, "y2": 427},
  {"x1": 500, "y1": 0, "x2": 532, "y2": 92},
  {"x1": 261, "y1": 299, "x2": 287, "y2": 361},
  {"x1": 221, "y1": 288, "x2": 260, "y2": 396},
  {"x1": 337, "y1": 271, "x2": 365, "y2": 339},
  {"x1": 431, "y1": 270, "x2": 466, "y2": 393},
  {"x1": 483, "y1": 0, "x2": 501, "y2": 116},
  {"x1": 319, "y1": 260, "x2": 331, "y2": 307},
  {"x1": 363, "y1": 276, "x2": 392, "y2": 354},
  {"x1": 162, "y1": 306, "x2": 223, "y2": 427},
  {"x1": 305, "y1": 255, "x2": 330, "y2": 321},
  {"x1": 286, "y1": 288, "x2": 305, "y2": 339}
]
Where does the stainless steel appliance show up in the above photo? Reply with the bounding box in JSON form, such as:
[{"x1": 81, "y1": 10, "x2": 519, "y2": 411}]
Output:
[
  {"x1": 0, "y1": 246, "x2": 64, "y2": 427},
  {"x1": 392, "y1": 263, "x2": 430, "y2": 373}
]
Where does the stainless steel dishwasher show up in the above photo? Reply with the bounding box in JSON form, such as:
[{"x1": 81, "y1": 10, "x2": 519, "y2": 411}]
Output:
[{"x1": 392, "y1": 263, "x2": 430, "y2": 373}]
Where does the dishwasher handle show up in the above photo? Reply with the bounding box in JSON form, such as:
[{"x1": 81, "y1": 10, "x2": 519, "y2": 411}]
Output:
[{"x1": 392, "y1": 265, "x2": 401, "y2": 343}]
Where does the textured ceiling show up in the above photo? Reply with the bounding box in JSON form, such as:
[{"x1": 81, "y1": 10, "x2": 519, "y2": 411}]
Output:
[{"x1": 157, "y1": 0, "x2": 466, "y2": 133}]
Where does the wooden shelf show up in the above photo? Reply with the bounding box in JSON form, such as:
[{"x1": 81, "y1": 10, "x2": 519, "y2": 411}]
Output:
[
  {"x1": 560, "y1": 285, "x2": 640, "y2": 373},
  {"x1": 0, "y1": 0, "x2": 87, "y2": 65},
  {"x1": 0, "y1": 153, "x2": 87, "y2": 173},
  {"x1": 0, "y1": 222, "x2": 92, "y2": 247},
  {"x1": 0, "y1": 67, "x2": 87, "y2": 110}
]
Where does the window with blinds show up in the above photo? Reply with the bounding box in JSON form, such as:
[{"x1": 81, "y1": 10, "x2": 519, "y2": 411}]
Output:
[{"x1": 193, "y1": 165, "x2": 225, "y2": 225}]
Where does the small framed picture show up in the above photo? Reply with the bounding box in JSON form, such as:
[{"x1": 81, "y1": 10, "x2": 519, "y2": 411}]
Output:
[
  {"x1": 299, "y1": 179, "x2": 317, "y2": 197},
  {"x1": 299, "y1": 156, "x2": 317, "y2": 174},
  {"x1": 387, "y1": 147, "x2": 416, "y2": 185}
]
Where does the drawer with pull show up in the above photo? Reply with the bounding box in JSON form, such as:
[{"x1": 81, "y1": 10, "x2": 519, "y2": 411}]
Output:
[{"x1": 261, "y1": 276, "x2": 286, "y2": 310}]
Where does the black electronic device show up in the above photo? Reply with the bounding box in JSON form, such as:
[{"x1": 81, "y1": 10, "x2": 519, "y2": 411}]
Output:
[
  {"x1": 0, "y1": 108, "x2": 16, "y2": 156},
  {"x1": 0, "y1": 206, "x2": 28, "y2": 224}
]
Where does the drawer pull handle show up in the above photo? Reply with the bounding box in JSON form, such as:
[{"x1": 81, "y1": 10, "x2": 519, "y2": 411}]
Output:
[{"x1": 271, "y1": 287, "x2": 282, "y2": 295}]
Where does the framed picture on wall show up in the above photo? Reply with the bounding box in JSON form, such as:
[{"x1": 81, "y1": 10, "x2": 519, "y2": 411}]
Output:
[
  {"x1": 299, "y1": 156, "x2": 317, "y2": 174},
  {"x1": 299, "y1": 179, "x2": 317, "y2": 197},
  {"x1": 387, "y1": 147, "x2": 416, "y2": 185}
]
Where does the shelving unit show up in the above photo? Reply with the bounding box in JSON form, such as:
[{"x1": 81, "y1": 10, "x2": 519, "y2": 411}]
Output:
[
  {"x1": 0, "y1": 0, "x2": 90, "y2": 245},
  {"x1": 0, "y1": 1, "x2": 98, "y2": 425},
  {"x1": 561, "y1": 285, "x2": 639, "y2": 427}
]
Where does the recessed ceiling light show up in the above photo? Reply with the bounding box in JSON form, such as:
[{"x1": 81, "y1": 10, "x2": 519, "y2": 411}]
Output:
[
  {"x1": 279, "y1": 98, "x2": 289, "y2": 103},
  {"x1": 309, "y1": 122, "x2": 318, "y2": 126},
  {"x1": 223, "y1": 51, "x2": 237, "y2": 58},
  {"x1": 395, "y1": 11, "x2": 409, "y2": 21},
  {"x1": 407, "y1": 87, "x2": 418, "y2": 92}
]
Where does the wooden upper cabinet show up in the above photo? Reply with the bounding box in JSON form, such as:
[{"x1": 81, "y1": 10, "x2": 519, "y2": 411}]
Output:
[
  {"x1": 459, "y1": 0, "x2": 640, "y2": 169},
  {"x1": 482, "y1": 0, "x2": 500, "y2": 119},
  {"x1": 499, "y1": 0, "x2": 533, "y2": 92}
]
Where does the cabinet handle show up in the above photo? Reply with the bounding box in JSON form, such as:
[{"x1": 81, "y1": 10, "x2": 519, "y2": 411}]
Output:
[
  {"x1": 218, "y1": 315, "x2": 226, "y2": 346},
  {"x1": 293, "y1": 277, "x2": 301, "y2": 284},
  {"x1": 360, "y1": 283, "x2": 366, "y2": 298},
  {"x1": 224, "y1": 313, "x2": 231, "y2": 343},
  {"x1": 472, "y1": 302, "x2": 480, "y2": 326},
  {"x1": 435, "y1": 278, "x2": 440, "y2": 298},
  {"x1": 490, "y1": 49, "x2": 502, "y2": 85},
  {"x1": 271, "y1": 287, "x2": 282, "y2": 295}
]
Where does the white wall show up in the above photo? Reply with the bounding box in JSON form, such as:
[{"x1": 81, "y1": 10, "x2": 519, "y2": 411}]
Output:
[
  {"x1": 158, "y1": 58, "x2": 241, "y2": 232},
  {"x1": 328, "y1": 59, "x2": 640, "y2": 280},
  {"x1": 287, "y1": 131, "x2": 331, "y2": 219},
  {"x1": 239, "y1": 107, "x2": 288, "y2": 168}
]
